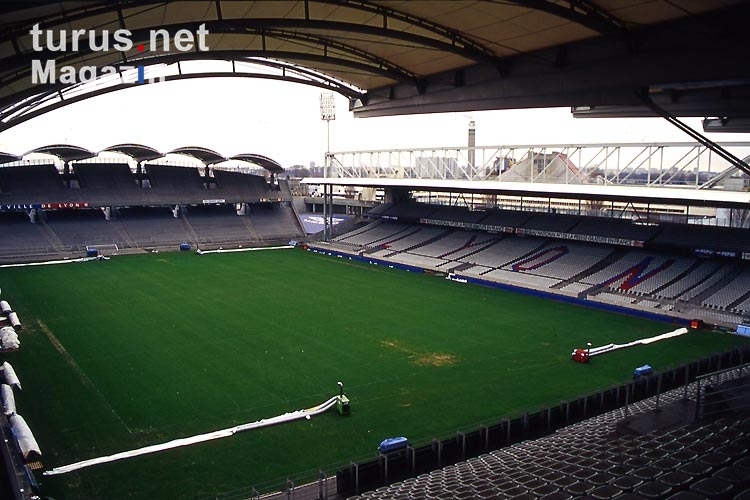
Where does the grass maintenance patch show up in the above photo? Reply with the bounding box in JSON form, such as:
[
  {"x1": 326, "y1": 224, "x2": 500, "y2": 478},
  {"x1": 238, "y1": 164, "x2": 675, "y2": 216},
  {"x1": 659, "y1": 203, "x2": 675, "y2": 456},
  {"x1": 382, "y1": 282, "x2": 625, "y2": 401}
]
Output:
[{"x1": 0, "y1": 249, "x2": 747, "y2": 499}]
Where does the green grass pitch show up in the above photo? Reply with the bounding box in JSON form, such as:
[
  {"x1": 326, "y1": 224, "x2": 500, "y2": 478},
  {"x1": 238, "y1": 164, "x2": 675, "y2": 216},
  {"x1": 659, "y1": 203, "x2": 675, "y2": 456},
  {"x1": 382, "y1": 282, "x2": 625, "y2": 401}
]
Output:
[{"x1": 0, "y1": 248, "x2": 747, "y2": 499}]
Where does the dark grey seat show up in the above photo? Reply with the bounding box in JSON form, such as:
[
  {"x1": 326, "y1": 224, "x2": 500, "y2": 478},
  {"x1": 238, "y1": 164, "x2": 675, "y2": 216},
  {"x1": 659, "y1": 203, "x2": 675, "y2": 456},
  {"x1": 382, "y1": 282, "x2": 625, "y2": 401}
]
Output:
[
  {"x1": 632, "y1": 467, "x2": 662, "y2": 482},
  {"x1": 689, "y1": 477, "x2": 734, "y2": 500},
  {"x1": 539, "y1": 491, "x2": 573, "y2": 500},
  {"x1": 565, "y1": 480, "x2": 595, "y2": 496},
  {"x1": 635, "y1": 481, "x2": 673, "y2": 499},
  {"x1": 663, "y1": 492, "x2": 710, "y2": 499},
  {"x1": 610, "y1": 475, "x2": 644, "y2": 492},
  {"x1": 589, "y1": 484, "x2": 623, "y2": 499},
  {"x1": 658, "y1": 470, "x2": 693, "y2": 491},
  {"x1": 712, "y1": 466, "x2": 750, "y2": 492}
]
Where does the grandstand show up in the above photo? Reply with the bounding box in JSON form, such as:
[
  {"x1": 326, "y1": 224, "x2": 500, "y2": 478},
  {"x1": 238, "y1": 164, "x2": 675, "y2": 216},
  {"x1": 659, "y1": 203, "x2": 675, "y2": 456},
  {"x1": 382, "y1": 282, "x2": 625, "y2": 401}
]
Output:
[
  {"x1": 318, "y1": 198, "x2": 750, "y2": 328},
  {"x1": 0, "y1": 154, "x2": 303, "y2": 260},
  {"x1": 0, "y1": 165, "x2": 69, "y2": 200}
]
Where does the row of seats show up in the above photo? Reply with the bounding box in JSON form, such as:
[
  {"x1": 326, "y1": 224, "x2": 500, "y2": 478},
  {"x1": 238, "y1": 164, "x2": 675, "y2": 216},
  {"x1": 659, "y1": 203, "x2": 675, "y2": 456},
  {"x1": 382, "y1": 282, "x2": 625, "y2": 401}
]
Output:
[
  {"x1": 349, "y1": 373, "x2": 750, "y2": 500},
  {"x1": 331, "y1": 220, "x2": 750, "y2": 319},
  {"x1": 374, "y1": 202, "x2": 750, "y2": 252},
  {"x1": 0, "y1": 164, "x2": 278, "y2": 203},
  {"x1": 0, "y1": 205, "x2": 302, "y2": 254}
]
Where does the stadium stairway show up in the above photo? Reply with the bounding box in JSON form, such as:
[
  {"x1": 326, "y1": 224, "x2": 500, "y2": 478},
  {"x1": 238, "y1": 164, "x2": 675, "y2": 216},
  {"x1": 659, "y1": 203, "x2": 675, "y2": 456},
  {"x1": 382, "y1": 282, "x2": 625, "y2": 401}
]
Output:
[
  {"x1": 334, "y1": 218, "x2": 371, "y2": 239},
  {"x1": 368, "y1": 227, "x2": 422, "y2": 251},
  {"x1": 436, "y1": 235, "x2": 503, "y2": 264},
  {"x1": 649, "y1": 260, "x2": 706, "y2": 299},
  {"x1": 107, "y1": 219, "x2": 136, "y2": 248},
  {"x1": 383, "y1": 229, "x2": 454, "y2": 257},
  {"x1": 238, "y1": 214, "x2": 260, "y2": 240},
  {"x1": 498, "y1": 239, "x2": 552, "y2": 270},
  {"x1": 179, "y1": 211, "x2": 200, "y2": 245},
  {"x1": 726, "y1": 288, "x2": 750, "y2": 312},
  {"x1": 552, "y1": 247, "x2": 629, "y2": 291},
  {"x1": 687, "y1": 263, "x2": 743, "y2": 305},
  {"x1": 285, "y1": 196, "x2": 308, "y2": 237},
  {"x1": 36, "y1": 216, "x2": 66, "y2": 251},
  {"x1": 442, "y1": 262, "x2": 475, "y2": 273},
  {"x1": 277, "y1": 178, "x2": 293, "y2": 200},
  {"x1": 330, "y1": 219, "x2": 383, "y2": 242}
]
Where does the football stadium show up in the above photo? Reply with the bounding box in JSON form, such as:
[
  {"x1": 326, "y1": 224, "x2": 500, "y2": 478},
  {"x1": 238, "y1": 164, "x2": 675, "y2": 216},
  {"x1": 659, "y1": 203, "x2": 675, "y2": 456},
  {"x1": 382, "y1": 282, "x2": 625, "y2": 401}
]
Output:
[{"x1": 1, "y1": 2, "x2": 750, "y2": 500}]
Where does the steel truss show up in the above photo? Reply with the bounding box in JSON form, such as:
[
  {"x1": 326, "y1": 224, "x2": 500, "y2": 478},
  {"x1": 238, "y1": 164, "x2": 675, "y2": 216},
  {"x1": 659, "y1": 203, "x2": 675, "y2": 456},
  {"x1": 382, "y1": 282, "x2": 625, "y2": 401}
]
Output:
[{"x1": 325, "y1": 142, "x2": 750, "y2": 190}]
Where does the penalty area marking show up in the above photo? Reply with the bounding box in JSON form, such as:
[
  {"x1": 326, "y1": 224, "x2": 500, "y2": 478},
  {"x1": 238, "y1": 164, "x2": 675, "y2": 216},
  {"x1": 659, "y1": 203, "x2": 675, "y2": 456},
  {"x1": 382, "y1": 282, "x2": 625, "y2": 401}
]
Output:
[{"x1": 44, "y1": 394, "x2": 340, "y2": 476}]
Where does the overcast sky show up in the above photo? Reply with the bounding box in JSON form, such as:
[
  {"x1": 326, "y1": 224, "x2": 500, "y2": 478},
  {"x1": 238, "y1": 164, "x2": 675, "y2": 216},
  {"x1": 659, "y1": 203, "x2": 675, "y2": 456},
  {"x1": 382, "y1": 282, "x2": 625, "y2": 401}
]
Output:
[{"x1": 0, "y1": 77, "x2": 746, "y2": 168}]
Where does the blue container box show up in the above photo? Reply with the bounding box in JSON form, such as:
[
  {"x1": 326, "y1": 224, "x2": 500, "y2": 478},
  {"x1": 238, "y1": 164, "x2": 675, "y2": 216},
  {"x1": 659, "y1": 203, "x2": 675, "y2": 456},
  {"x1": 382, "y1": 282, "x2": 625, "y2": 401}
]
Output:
[
  {"x1": 379, "y1": 437, "x2": 408, "y2": 453},
  {"x1": 634, "y1": 364, "x2": 653, "y2": 378}
]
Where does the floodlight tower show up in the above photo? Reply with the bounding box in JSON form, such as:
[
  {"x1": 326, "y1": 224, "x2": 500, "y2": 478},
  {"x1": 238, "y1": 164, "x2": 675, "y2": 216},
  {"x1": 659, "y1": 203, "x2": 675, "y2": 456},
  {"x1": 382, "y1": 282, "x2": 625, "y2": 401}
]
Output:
[
  {"x1": 319, "y1": 93, "x2": 336, "y2": 240},
  {"x1": 320, "y1": 92, "x2": 336, "y2": 178},
  {"x1": 468, "y1": 120, "x2": 476, "y2": 173}
]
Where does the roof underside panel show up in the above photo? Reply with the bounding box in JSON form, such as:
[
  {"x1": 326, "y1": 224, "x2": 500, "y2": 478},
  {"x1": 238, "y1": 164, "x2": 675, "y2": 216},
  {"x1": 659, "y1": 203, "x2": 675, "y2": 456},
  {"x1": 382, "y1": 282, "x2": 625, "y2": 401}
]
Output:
[
  {"x1": 599, "y1": 0, "x2": 742, "y2": 23},
  {"x1": 302, "y1": 177, "x2": 750, "y2": 209},
  {"x1": 121, "y1": 2, "x2": 219, "y2": 28},
  {"x1": 1, "y1": 0, "x2": 749, "y2": 128}
]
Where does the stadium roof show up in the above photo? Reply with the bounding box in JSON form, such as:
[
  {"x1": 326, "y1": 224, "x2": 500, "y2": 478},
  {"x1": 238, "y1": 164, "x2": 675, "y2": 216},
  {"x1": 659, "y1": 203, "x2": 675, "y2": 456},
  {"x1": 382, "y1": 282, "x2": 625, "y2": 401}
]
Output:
[
  {"x1": 0, "y1": 151, "x2": 20, "y2": 164},
  {"x1": 169, "y1": 146, "x2": 226, "y2": 164},
  {"x1": 102, "y1": 143, "x2": 163, "y2": 161},
  {"x1": 1, "y1": 1, "x2": 749, "y2": 130},
  {"x1": 0, "y1": 142, "x2": 286, "y2": 173},
  {"x1": 25, "y1": 144, "x2": 96, "y2": 161},
  {"x1": 230, "y1": 153, "x2": 284, "y2": 174},
  {"x1": 302, "y1": 177, "x2": 750, "y2": 209}
]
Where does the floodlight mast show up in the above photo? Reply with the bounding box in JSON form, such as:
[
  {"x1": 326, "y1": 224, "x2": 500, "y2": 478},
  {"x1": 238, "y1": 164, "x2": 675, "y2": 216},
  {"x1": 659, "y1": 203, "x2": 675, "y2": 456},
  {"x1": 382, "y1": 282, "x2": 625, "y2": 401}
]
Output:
[
  {"x1": 319, "y1": 93, "x2": 336, "y2": 240},
  {"x1": 319, "y1": 92, "x2": 336, "y2": 178}
]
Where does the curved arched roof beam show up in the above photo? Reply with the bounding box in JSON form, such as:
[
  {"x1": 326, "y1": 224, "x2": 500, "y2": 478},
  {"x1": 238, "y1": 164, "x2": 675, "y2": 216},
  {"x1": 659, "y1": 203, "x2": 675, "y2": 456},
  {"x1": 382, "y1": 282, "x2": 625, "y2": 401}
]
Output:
[
  {"x1": 253, "y1": 29, "x2": 417, "y2": 82},
  {"x1": 0, "y1": 54, "x2": 364, "y2": 120},
  {"x1": 503, "y1": 0, "x2": 628, "y2": 37},
  {"x1": 230, "y1": 153, "x2": 283, "y2": 174},
  {"x1": 318, "y1": 0, "x2": 497, "y2": 60},
  {"x1": 102, "y1": 143, "x2": 163, "y2": 162},
  {"x1": 169, "y1": 147, "x2": 226, "y2": 165},
  {"x1": 0, "y1": 55, "x2": 372, "y2": 133},
  {"x1": 25, "y1": 144, "x2": 96, "y2": 162},
  {"x1": 1, "y1": 1, "x2": 742, "y2": 123},
  {"x1": 1, "y1": 2, "x2": 496, "y2": 62},
  {"x1": 1, "y1": 20, "x2": 488, "y2": 94}
]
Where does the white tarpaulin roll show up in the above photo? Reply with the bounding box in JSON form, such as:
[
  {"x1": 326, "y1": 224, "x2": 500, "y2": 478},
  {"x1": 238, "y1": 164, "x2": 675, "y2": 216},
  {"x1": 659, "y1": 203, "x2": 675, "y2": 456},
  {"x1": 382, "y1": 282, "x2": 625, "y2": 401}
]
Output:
[
  {"x1": 1, "y1": 383, "x2": 15, "y2": 416},
  {"x1": 9, "y1": 414, "x2": 41, "y2": 461},
  {"x1": 8, "y1": 312, "x2": 21, "y2": 330},
  {"x1": 571, "y1": 327, "x2": 689, "y2": 358},
  {"x1": 45, "y1": 395, "x2": 340, "y2": 476},
  {"x1": 0, "y1": 300, "x2": 11, "y2": 315},
  {"x1": 0, "y1": 326, "x2": 20, "y2": 350},
  {"x1": 2, "y1": 361, "x2": 21, "y2": 391}
]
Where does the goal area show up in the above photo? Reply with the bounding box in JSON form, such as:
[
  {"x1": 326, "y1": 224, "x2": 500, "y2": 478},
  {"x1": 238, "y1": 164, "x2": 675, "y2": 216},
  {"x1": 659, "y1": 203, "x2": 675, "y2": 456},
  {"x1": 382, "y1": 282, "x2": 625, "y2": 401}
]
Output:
[{"x1": 86, "y1": 244, "x2": 119, "y2": 256}]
